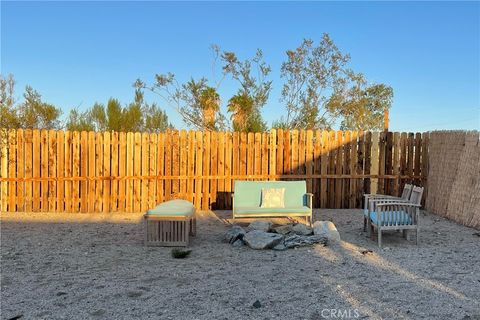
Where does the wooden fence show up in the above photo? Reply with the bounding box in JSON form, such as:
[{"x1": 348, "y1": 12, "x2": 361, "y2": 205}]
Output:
[{"x1": 0, "y1": 129, "x2": 428, "y2": 213}]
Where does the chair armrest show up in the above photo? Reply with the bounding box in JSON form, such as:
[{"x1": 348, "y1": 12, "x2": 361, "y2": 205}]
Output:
[
  {"x1": 369, "y1": 198, "x2": 406, "y2": 205},
  {"x1": 376, "y1": 202, "x2": 421, "y2": 208},
  {"x1": 367, "y1": 194, "x2": 398, "y2": 199}
]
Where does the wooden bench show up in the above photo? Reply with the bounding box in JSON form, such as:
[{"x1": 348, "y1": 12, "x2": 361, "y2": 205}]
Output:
[{"x1": 144, "y1": 200, "x2": 196, "y2": 247}]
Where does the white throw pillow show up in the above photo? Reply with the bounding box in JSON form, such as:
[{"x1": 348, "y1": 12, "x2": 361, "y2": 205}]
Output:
[{"x1": 260, "y1": 188, "x2": 285, "y2": 208}]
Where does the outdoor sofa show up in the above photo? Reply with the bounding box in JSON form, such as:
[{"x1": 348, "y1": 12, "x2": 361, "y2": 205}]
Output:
[{"x1": 232, "y1": 180, "x2": 313, "y2": 226}]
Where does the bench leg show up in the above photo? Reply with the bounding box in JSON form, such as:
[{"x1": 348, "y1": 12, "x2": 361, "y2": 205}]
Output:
[{"x1": 189, "y1": 216, "x2": 196, "y2": 236}]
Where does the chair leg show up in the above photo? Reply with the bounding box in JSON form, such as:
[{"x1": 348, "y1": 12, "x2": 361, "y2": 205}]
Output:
[
  {"x1": 363, "y1": 216, "x2": 366, "y2": 232},
  {"x1": 378, "y1": 229, "x2": 382, "y2": 248},
  {"x1": 416, "y1": 227, "x2": 419, "y2": 245}
]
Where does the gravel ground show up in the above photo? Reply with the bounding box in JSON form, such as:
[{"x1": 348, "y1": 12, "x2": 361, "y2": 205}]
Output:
[{"x1": 1, "y1": 209, "x2": 479, "y2": 320}]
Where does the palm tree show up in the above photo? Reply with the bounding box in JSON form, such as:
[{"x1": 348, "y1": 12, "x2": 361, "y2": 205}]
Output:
[
  {"x1": 227, "y1": 93, "x2": 254, "y2": 131},
  {"x1": 199, "y1": 87, "x2": 220, "y2": 130}
]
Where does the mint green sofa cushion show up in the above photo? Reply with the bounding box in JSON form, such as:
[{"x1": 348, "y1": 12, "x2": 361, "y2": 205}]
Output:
[
  {"x1": 146, "y1": 199, "x2": 195, "y2": 217},
  {"x1": 235, "y1": 206, "x2": 311, "y2": 215},
  {"x1": 234, "y1": 180, "x2": 307, "y2": 207}
]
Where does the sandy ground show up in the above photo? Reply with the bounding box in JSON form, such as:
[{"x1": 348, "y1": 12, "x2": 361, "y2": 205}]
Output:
[{"x1": 1, "y1": 209, "x2": 479, "y2": 320}]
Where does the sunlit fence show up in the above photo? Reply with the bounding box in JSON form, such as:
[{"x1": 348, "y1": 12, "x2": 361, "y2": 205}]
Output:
[{"x1": 0, "y1": 129, "x2": 428, "y2": 213}]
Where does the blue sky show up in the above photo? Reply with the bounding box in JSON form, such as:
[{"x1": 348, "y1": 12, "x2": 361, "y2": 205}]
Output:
[{"x1": 2, "y1": 1, "x2": 479, "y2": 131}]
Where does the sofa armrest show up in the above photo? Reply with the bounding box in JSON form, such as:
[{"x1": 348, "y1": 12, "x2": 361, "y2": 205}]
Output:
[{"x1": 306, "y1": 193, "x2": 313, "y2": 208}]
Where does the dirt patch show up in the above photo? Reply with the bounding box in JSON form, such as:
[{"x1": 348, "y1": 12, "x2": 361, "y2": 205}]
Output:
[{"x1": 1, "y1": 209, "x2": 479, "y2": 319}]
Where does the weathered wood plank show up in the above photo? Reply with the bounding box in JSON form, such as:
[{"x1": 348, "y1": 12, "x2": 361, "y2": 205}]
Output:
[
  {"x1": 291, "y1": 130, "x2": 299, "y2": 175},
  {"x1": 283, "y1": 130, "x2": 291, "y2": 178},
  {"x1": 148, "y1": 133, "x2": 157, "y2": 209},
  {"x1": 95, "y1": 132, "x2": 104, "y2": 213},
  {"x1": 103, "y1": 132, "x2": 111, "y2": 213},
  {"x1": 8, "y1": 130, "x2": 17, "y2": 211},
  {"x1": 217, "y1": 132, "x2": 225, "y2": 208},
  {"x1": 187, "y1": 131, "x2": 195, "y2": 204},
  {"x1": 88, "y1": 132, "x2": 96, "y2": 212},
  {"x1": 210, "y1": 131, "x2": 218, "y2": 208},
  {"x1": 328, "y1": 131, "x2": 336, "y2": 208},
  {"x1": 16, "y1": 129, "x2": 24, "y2": 211},
  {"x1": 306, "y1": 130, "x2": 313, "y2": 194},
  {"x1": 343, "y1": 131, "x2": 351, "y2": 208},
  {"x1": 414, "y1": 132, "x2": 422, "y2": 187},
  {"x1": 194, "y1": 131, "x2": 203, "y2": 209},
  {"x1": 24, "y1": 129, "x2": 33, "y2": 212},
  {"x1": 224, "y1": 132, "x2": 232, "y2": 208},
  {"x1": 179, "y1": 130, "x2": 187, "y2": 201},
  {"x1": 335, "y1": 131, "x2": 343, "y2": 208},
  {"x1": 171, "y1": 130, "x2": 179, "y2": 196},
  {"x1": 269, "y1": 129, "x2": 276, "y2": 180},
  {"x1": 0, "y1": 130, "x2": 8, "y2": 212},
  {"x1": 392, "y1": 132, "x2": 400, "y2": 196},
  {"x1": 80, "y1": 131, "x2": 87, "y2": 213},
  {"x1": 320, "y1": 131, "x2": 328, "y2": 208},
  {"x1": 370, "y1": 132, "x2": 379, "y2": 195},
  {"x1": 349, "y1": 131, "x2": 358, "y2": 208},
  {"x1": 276, "y1": 129, "x2": 284, "y2": 177},
  {"x1": 156, "y1": 133, "x2": 165, "y2": 205},
  {"x1": 72, "y1": 131, "x2": 80, "y2": 212},
  {"x1": 141, "y1": 132, "x2": 149, "y2": 212},
  {"x1": 111, "y1": 131, "x2": 119, "y2": 212},
  {"x1": 64, "y1": 131, "x2": 71, "y2": 213},
  {"x1": 164, "y1": 132, "x2": 171, "y2": 201},
  {"x1": 202, "y1": 131, "x2": 211, "y2": 210}
]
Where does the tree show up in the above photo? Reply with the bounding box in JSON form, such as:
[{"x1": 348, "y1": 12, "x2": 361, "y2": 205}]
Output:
[
  {"x1": 134, "y1": 76, "x2": 227, "y2": 131},
  {"x1": 220, "y1": 48, "x2": 271, "y2": 132},
  {"x1": 279, "y1": 35, "x2": 350, "y2": 129},
  {"x1": 0, "y1": 74, "x2": 18, "y2": 129},
  {"x1": 66, "y1": 91, "x2": 172, "y2": 132},
  {"x1": 65, "y1": 108, "x2": 94, "y2": 131},
  {"x1": 279, "y1": 34, "x2": 393, "y2": 130},
  {"x1": 326, "y1": 74, "x2": 393, "y2": 131},
  {"x1": 0, "y1": 74, "x2": 62, "y2": 130}
]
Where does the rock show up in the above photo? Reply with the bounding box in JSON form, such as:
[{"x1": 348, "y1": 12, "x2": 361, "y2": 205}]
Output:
[
  {"x1": 248, "y1": 220, "x2": 272, "y2": 232},
  {"x1": 292, "y1": 223, "x2": 313, "y2": 236},
  {"x1": 243, "y1": 230, "x2": 284, "y2": 250},
  {"x1": 127, "y1": 290, "x2": 143, "y2": 298},
  {"x1": 283, "y1": 234, "x2": 328, "y2": 248},
  {"x1": 224, "y1": 225, "x2": 246, "y2": 244},
  {"x1": 313, "y1": 221, "x2": 341, "y2": 242},
  {"x1": 274, "y1": 224, "x2": 294, "y2": 235},
  {"x1": 90, "y1": 309, "x2": 106, "y2": 317},
  {"x1": 252, "y1": 300, "x2": 262, "y2": 308},
  {"x1": 232, "y1": 239, "x2": 245, "y2": 247},
  {"x1": 272, "y1": 243, "x2": 287, "y2": 251}
]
